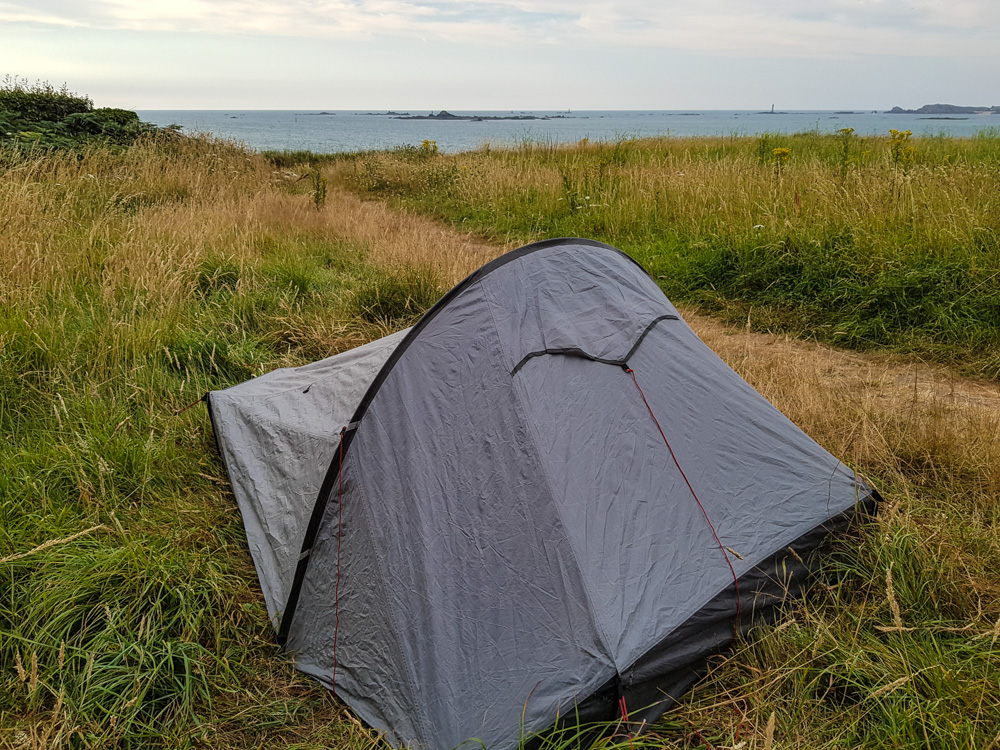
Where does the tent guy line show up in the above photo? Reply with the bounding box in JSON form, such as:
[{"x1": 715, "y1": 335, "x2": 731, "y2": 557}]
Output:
[{"x1": 623, "y1": 364, "x2": 742, "y2": 640}]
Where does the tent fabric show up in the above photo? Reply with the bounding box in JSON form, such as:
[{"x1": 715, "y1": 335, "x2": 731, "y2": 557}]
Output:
[
  {"x1": 208, "y1": 238, "x2": 877, "y2": 750},
  {"x1": 207, "y1": 327, "x2": 410, "y2": 625}
]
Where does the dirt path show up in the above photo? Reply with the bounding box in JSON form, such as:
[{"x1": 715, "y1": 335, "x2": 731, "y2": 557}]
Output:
[
  {"x1": 688, "y1": 312, "x2": 1000, "y2": 413},
  {"x1": 323, "y1": 187, "x2": 1000, "y2": 421}
]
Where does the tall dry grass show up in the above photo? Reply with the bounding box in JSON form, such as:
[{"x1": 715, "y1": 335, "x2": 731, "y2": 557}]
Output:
[
  {"x1": 3, "y1": 135, "x2": 1000, "y2": 748},
  {"x1": 0, "y1": 139, "x2": 495, "y2": 313},
  {"x1": 329, "y1": 132, "x2": 1000, "y2": 378}
]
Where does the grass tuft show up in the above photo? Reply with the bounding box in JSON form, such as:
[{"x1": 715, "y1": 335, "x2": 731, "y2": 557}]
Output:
[{"x1": 351, "y1": 266, "x2": 443, "y2": 325}]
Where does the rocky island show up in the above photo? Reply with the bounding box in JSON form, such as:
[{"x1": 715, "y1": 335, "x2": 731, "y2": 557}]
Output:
[
  {"x1": 888, "y1": 104, "x2": 999, "y2": 115},
  {"x1": 394, "y1": 110, "x2": 571, "y2": 121}
]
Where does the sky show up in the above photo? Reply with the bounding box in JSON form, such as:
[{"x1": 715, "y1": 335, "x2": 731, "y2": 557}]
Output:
[{"x1": 1, "y1": 0, "x2": 998, "y2": 110}]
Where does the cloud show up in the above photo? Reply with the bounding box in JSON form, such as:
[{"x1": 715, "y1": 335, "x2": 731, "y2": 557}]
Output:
[{"x1": 1, "y1": 0, "x2": 997, "y2": 56}]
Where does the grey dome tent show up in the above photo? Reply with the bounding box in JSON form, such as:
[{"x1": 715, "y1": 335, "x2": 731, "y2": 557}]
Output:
[{"x1": 207, "y1": 238, "x2": 878, "y2": 750}]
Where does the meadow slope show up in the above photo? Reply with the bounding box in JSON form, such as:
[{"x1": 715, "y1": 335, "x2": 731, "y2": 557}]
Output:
[
  {"x1": 325, "y1": 131, "x2": 1000, "y2": 380},
  {"x1": 2, "y1": 137, "x2": 999, "y2": 749}
]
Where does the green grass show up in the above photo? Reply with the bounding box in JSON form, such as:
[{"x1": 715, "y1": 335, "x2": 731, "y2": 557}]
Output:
[
  {"x1": 2, "y1": 135, "x2": 1000, "y2": 748},
  {"x1": 0, "y1": 139, "x2": 437, "y2": 747},
  {"x1": 329, "y1": 131, "x2": 1000, "y2": 380},
  {"x1": 351, "y1": 265, "x2": 443, "y2": 325}
]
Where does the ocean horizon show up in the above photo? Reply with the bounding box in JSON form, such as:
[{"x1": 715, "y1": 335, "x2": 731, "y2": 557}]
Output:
[{"x1": 136, "y1": 109, "x2": 1000, "y2": 154}]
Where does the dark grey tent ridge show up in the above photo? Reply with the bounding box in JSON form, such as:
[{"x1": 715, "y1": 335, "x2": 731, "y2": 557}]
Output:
[{"x1": 208, "y1": 238, "x2": 878, "y2": 750}]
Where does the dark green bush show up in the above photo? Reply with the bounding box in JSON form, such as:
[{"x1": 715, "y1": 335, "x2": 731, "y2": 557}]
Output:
[
  {"x1": 0, "y1": 76, "x2": 157, "y2": 149},
  {"x1": 261, "y1": 149, "x2": 354, "y2": 168},
  {"x1": 0, "y1": 76, "x2": 92, "y2": 121}
]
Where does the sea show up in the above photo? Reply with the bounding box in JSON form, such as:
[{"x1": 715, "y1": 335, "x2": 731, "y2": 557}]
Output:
[{"x1": 135, "y1": 109, "x2": 999, "y2": 154}]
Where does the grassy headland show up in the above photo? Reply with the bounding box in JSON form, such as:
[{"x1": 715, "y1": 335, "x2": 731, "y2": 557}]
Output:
[
  {"x1": 323, "y1": 131, "x2": 1000, "y2": 380},
  {"x1": 1, "y1": 124, "x2": 999, "y2": 748}
]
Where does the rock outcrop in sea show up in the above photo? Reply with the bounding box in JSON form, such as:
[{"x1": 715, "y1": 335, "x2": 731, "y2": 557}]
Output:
[{"x1": 888, "y1": 104, "x2": 999, "y2": 115}]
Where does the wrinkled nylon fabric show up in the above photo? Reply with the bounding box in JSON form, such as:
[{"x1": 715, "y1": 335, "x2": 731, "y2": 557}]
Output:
[
  {"x1": 287, "y1": 286, "x2": 616, "y2": 749},
  {"x1": 480, "y1": 245, "x2": 679, "y2": 372},
  {"x1": 209, "y1": 240, "x2": 871, "y2": 750},
  {"x1": 515, "y1": 324, "x2": 861, "y2": 669},
  {"x1": 207, "y1": 327, "x2": 409, "y2": 625}
]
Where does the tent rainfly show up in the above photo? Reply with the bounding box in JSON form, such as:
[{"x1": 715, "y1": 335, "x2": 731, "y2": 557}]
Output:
[{"x1": 207, "y1": 238, "x2": 878, "y2": 750}]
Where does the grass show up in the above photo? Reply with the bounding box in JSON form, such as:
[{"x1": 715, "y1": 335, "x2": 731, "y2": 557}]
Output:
[
  {"x1": 0, "y1": 135, "x2": 441, "y2": 748},
  {"x1": 2, "y1": 134, "x2": 999, "y2": 748},
  {"x1": 322, "y1": 131, "x2": 1000, "y2": 380}
]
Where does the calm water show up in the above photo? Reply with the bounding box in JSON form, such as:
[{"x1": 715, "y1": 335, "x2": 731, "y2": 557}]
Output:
[{"x1": 136, "y1": 109, "x2": 999, "y2": 154}]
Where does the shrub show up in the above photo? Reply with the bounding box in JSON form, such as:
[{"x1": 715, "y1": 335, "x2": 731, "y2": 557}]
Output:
[
  {"x1": 0, "y1": 76, "x2": 156, "y2": 149},
  {"x1": 0, "y1": 75, "x2": 92, "y2": 121}
]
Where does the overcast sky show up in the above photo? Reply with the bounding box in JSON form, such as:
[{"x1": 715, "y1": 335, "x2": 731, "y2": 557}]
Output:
[{"x1": 2, "y1": 0, "x2": 997, "y2": 109}]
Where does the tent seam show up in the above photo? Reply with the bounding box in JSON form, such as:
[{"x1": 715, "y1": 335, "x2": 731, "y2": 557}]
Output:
[{"x1": 509, "y1": 314, "x2": 680, "y2": 376}]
